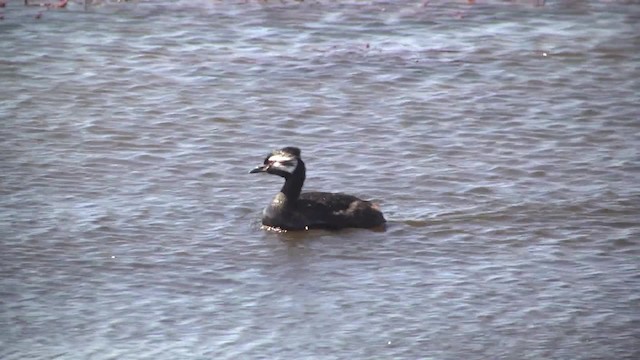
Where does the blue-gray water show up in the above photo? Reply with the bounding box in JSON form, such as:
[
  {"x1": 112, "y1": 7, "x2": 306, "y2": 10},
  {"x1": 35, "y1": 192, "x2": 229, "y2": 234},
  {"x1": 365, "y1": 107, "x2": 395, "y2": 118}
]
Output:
[{"x1": 1, "y1": 1, "x2": 639, "y2": 359}]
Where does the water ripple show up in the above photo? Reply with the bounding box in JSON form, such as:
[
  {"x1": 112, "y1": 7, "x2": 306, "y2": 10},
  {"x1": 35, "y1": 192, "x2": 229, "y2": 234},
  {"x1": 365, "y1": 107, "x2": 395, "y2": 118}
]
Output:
[{"x1": 1, "y1": 1, "x2": 639, "y2": 359}]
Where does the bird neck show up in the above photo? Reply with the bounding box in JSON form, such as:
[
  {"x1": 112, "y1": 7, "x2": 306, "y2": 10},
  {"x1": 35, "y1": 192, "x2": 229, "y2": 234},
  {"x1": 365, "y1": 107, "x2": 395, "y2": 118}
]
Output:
[{"x1": 279, "y1": 160, "x2": 306, "y2": 203}]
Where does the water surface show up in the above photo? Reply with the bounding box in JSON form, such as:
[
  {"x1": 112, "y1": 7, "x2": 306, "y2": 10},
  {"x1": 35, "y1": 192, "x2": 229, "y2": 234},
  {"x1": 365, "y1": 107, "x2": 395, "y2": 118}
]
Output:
[{"x1": 1, "y1": 1, "x2": 639, "y2": 359}]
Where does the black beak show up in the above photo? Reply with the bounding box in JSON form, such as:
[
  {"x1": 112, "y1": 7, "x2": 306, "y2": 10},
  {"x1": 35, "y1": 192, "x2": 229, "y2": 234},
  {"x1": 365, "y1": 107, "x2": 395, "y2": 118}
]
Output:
[{"x1": 249, "y1": 165, "x2": 267, "y2": 174}]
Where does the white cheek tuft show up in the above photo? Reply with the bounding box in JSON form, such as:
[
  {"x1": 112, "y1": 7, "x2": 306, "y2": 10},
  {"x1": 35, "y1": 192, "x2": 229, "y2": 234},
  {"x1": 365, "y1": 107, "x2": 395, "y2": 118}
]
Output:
[
  {"x1": 277, "y1": 162, "x2": 298, "y2": 174},
  {"x1": 268, "y1": 155, "x2": 297, "y2": 174},
  {"x1": 268, "y1": 154, "x2": 295, "y2": 163}
]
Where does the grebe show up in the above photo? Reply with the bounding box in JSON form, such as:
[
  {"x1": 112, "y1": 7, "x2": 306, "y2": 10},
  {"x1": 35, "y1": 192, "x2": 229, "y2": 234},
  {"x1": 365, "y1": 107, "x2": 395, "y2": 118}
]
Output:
[{"x1": 250, "y1": 147, "x2": 385, "y2": 230}]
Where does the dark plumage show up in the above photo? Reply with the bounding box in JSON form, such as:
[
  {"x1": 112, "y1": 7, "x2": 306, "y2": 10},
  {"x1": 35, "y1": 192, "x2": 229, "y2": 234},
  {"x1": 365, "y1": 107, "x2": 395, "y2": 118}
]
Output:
[{"x1": 249, "y1": 147, "x2": 386, "y2": 231}]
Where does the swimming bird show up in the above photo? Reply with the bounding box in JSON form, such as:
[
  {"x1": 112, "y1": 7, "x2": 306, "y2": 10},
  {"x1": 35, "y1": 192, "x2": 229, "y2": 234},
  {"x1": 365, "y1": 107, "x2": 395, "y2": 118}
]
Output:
[{"x1": 250, "y1": 147, "x2": 385, "y2": 231}]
